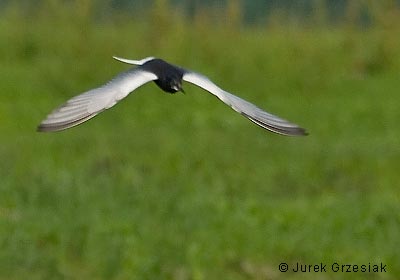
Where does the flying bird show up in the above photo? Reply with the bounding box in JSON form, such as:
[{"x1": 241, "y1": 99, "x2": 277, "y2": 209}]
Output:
[{"x1": 37, "y1": 56, "x2": 307, "y2": 136}]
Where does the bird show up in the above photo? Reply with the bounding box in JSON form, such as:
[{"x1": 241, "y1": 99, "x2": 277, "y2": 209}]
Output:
[{"x1": 37, "y1": 56, "x2": 307, "y2": 136}]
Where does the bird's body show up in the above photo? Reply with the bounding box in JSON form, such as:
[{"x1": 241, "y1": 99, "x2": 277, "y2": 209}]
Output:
[{"x1": 38, "y1": 56, "x2": 307, "y2": 136}]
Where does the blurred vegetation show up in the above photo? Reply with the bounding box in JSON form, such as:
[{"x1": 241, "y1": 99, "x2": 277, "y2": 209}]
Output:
[
  {"x1": 5, "y1": 0, "x2": 400, "y2": 25},
  {"x1": 1, "y1": 0, "x2": 400, "y2": 279}
]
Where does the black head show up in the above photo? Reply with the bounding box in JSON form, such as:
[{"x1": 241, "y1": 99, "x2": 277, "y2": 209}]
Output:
[
  {"x1": 164, "y1": 75, "x2": 184, "y2": 93},
  {"x1": 142, "y1": 58, "x2": 185, "y2": 94}
]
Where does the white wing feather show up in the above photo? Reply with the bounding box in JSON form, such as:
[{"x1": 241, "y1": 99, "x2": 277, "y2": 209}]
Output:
[
  {"x1": 38, "y1": 69, "x2": 157, "y2": 132},
  {"x1": 183, "y1": 72, "x2": 307, "y2": 136}
]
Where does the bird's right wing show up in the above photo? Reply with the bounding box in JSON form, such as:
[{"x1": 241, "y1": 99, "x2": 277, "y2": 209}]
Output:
[
  {"x1": 183, "y1": 71, "x2": 307, "y2": 136},
  {"x1": 38, "y1": 68, "x2": 157, "y2": 132}
]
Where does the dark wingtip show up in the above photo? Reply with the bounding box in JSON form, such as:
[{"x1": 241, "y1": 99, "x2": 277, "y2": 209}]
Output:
[
  {"x1": 296, "y1": 127, "x2": 309, "y2": 136},
  {"x1": 36, "y1": 124, "x2": 56, "y2": 133},
  {"x1": 241, "y1": 112, "x2": 308, "y2": 137},
  {"x1": 280, "y1": 127, "x2": 309, "y2": 137},
  {"x1": 36, "y1": 113, "x2": 97, "y2": 133}
]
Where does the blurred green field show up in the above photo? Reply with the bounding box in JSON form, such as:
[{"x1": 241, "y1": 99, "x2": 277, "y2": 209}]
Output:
[{"x1": 1, "y1": 2, "x2": 400, "y2": 279}]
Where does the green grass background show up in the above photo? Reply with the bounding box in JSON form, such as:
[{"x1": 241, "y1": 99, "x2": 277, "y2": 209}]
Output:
[{"x1": 1, "y1": 1, "x2": 400, "y2": 279}]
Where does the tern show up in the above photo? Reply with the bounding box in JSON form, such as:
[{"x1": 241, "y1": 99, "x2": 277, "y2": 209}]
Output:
[{"x1": 37, "y1": 56, "x2": 307, "y2": 136}]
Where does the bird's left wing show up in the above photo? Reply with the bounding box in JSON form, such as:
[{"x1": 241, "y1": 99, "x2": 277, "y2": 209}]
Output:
[
  {"x1": 38, "y1": 68, "x2": 157, "y2": 132},
  {"x1": 113, "y1": 56, "x2": 155, "y2": 66},
  {"x1": 182, "y1": 71, "x2": 307, "y2": 136}
]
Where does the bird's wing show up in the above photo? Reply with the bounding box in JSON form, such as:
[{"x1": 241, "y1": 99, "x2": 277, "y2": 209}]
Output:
[
  {"x1": 38, "y1": 68, "x2": 157, "y2": 132},
  {"x1": 182, "y1": 71, "x2": 307, "y2": 136},
  {"x1": 113, "y1": 56, "x2": 155, "y2": 66}
]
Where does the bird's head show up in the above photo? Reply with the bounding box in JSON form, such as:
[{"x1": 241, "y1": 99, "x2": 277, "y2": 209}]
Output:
[{"x1": 168, "y1": 77, "x2": 185, "y2": 94}]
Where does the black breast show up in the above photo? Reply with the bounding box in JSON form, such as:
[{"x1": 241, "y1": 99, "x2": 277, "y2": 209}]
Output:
[{"x1": 141, "y1": 59, "x2": 185, "y2": 93}]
